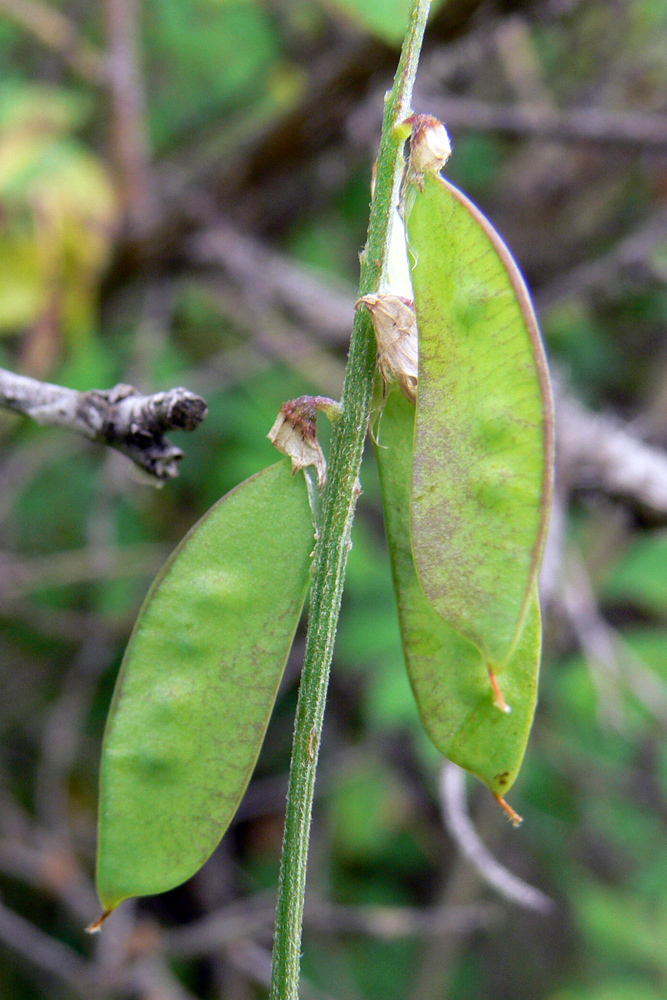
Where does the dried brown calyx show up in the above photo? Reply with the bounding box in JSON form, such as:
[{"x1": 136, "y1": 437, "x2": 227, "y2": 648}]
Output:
[
  {"x1": 402, "y1": 113, "x2": 452, "y2": 188},
  {"x1": 268, "y1": 396, "x2": 341, "y2": 488},
  {"x1": 356, "y1": 293, "x2": 418, "y2": 403}
]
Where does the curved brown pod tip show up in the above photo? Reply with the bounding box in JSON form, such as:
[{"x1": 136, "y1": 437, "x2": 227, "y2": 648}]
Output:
[
  {"x1": 488, "y1": 666, "x2": 511, "y2": 714},
  {"x1": 86, "y1": 908, "x2": 113, "y2": 933},
  {"x1": 494, "y1": 795, "x2": 523, "y2": 827}
]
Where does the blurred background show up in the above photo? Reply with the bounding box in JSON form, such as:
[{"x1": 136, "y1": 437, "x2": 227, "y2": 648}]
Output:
[{"x1": 1, "y1": 0, "x2": 667, "y2": 997}]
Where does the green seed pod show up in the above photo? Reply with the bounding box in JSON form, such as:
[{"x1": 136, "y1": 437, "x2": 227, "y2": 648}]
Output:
[
  {"x1": 376, "y1": 390, "x2": 540, "y2": 809},
  {"x1": 95, "y1": 460, "x2": 314, "y2": 916},
  {"x1": 405, "y1": 168, "x2": 554, "y2": 674}
]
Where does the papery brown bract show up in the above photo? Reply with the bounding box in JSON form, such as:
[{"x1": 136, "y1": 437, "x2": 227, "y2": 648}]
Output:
[{"x1": 357, "y1": 292, "x2": 418, "y2": 403}]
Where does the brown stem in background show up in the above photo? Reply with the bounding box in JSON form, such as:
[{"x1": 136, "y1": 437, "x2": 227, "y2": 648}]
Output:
[
  {"x1": 417, "y1": 94, "x2": 667, "y2": 152},
  {"x1": 0, "y1": 0, "x2": 107, "y2": 83},
  {"x1": 0, "y1": 898, "x2": 90, "y2": 997},
  {"x1": 105, "y1": 0, "x2": 154, "y2": 235}
]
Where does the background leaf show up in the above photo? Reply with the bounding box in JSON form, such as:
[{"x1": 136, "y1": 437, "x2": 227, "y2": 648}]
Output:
[{"x1": 320, "y1": 0, "x2": 446, "y2": 45}]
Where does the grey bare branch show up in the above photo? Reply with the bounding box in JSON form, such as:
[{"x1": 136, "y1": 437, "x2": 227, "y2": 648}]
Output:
[
  {"x1": 440, "y1": 763, "x2": 555, "y2": 914},
  {"x1": 0, "y1": 898, "x2": 90, "y2": 996},
  {"x1": 557, "y1": 391, "x2": 667, "y2": 516},
  {"x1": 0, "y1": 369, "x2": 207, "y2": 481}
]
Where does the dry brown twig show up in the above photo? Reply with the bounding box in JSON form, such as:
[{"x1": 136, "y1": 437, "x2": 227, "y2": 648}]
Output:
[
  {"x1": 0, "y1": 897, "x2": 91, "y2": 997},
  {"x1": 105, "y1": 0, "x2": 155, "y2": 234},
  {"x1": 164, "y1": 895, "x2": 496, "y2": 960},
  {"x1": 558, "y1": 550, "x2": 667, "y2": 728},
  {"x1": 537, "y1": 377, "x2": 667, "y2": 607},
  {"x1": 415, "y1": 94, "x2": 667, "y2": 152},
  {"x1": 0, "y1": 368, "x2": 207, "y2": 481},
  {"x1": 198, "y1": 277, "x2": 347, "y2": 395},
  {"x1": 536, "y1": 210, "x2": 667, "y2": 311},
  {"x1": 0, "y1": 542, "x2": 167, "y2": 598},
  {"x1": 348, "y1": 39, "x2": 667, "y2": 158},
  {"x1": 537, "y1": 376, "x2": 667, "y2": 730}
]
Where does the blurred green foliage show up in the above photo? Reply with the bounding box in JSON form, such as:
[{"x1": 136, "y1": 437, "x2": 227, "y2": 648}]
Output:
[
  {"x1": 145, "y1": 0, "x2": 283, "y2": 150},
  {"x1": 0, "y1": 85, "x2": 117, "y2": 343},
  {"x1": 320, "y1": 0, "x2": 446, "y2": 44},
  {"x1": 1, "y1": 1, "x2": 667, "y2": 999}
]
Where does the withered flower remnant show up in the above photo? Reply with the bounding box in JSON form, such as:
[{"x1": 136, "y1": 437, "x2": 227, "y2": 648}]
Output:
[
  {"x1": 357, "y1": 293, "x2": 418, "y2": 403},
  {"x1": 403, "y1": 113, "x2": 452, "y2": 186},
  {"x1": 268, "y1": 396, "x2": 341, "y2": 487}
]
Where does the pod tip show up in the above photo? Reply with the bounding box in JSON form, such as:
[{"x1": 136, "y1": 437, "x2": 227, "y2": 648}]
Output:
[
  {"x1": 488, "y1": 667, "x2": 511, "y2": 714},
  {"x1": 494, "y1": 794, "x2": 523, "y2": 827},
  {"x1": 85, "y1": 909, "x2": 112, "y2": 934}
]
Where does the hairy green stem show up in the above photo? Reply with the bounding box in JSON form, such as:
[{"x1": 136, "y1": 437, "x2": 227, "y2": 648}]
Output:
[{"x1": 269, "y1": 3, "x2": 432, "y2": 998}]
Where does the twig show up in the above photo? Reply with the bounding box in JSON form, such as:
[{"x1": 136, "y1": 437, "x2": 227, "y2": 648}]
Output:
[
  {"x1": 105, "y1": 0, "x2": 155, "y2": 234},
  {"x1": 0, "y1": 542, "x2": 166, "y2": 597},
  {"x1": 164, "y1": 896, "x2": 496, "y2": 958},
  {"x1": 226, "y1": 939, "x2": 338, "y2": 1000},
  {"x1": 0, "y1": 0, "x2": 107, "y2": 83},
  {"x1": 557, "y1": 391, "x2": 667, "y2": 517},
  {"x1": 199, "y1": 278, "x2": 347, "y2": 394},
  {"x1": 415, "y1": 93, "x2": 667, "y2": 152},
  {"x1": 192, "y1": 191, "x2": 667, "y2": 355},
  {"x1": 559, "y1": 553, "x2": 628, "y2": 727},
  {"x1": 494, "y1": 15, "x2": 552, "y2": 106},
  {"x1": 0, "y1": 897, "x2": 90, "y2": 996},
  {"x1": 0, "y1": 597, "x2": 128, "y2": 643},
  {"x1": 35, "y1": 632, "x2": 115, "y2": 831},
  {"x1": 91, "y1": 896, "x2": 138, "y2": 981},
  {"x1": 128, "y1": 956, "x2": 201, "y2": 1000},
  {"x1": 440, "y1": 764, "x2": 555, "y2": 914},
  {"x1": 190, "y1": 221, "x2": 356, "y2": 346},
  {"x1": 0, "y1": 787, "x2": 98, "y2": 927},
  {"x1": 0, "y1": 436, "x2": 85, "y2": 527},
  {"x1": 303, "y1": 900, "x2": 498, "y2": 939},
  {"x1": 536, "y1": 210, "x2": 667, "y2": 311},
  {"x1": 407, "y1": 828, "x2": 497, "y2": 1000},
  {"x1": 349, "y1": 42, "x2": 667, "y2": 156},
  {"x1": 169, "y1": 903, "x2": 339, "y2": 1000},
  {"x1": 0, "y1": 834, "x2": 98, "y2": 924},
  {"x1": 165, "y1": 898, "x2": 275, "y2": 958},
  {"x1": 559, "y1": 551, "x2": 667, "y2": 728},
  {"x1": 0, "y1": 369, "x2": 207, "y2": 480},
  {"x1": 420, "y1": 32, "x2": 491, "y2": 90},
  {"x1": 539, "y1": 482, "x2": 567, "y2": 609}
]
